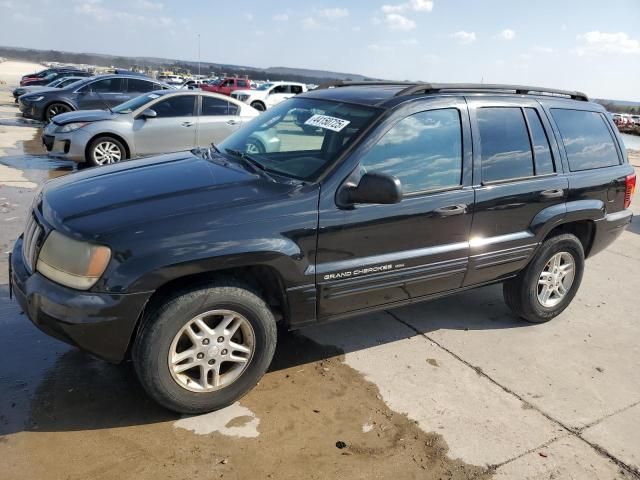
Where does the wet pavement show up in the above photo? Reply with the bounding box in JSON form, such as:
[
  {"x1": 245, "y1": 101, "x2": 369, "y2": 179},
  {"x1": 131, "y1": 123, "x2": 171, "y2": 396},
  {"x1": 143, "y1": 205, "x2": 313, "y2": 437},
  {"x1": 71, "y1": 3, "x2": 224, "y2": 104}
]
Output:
[{"x1": 1, "y1": 61, "x2": 639, "y2": 479}]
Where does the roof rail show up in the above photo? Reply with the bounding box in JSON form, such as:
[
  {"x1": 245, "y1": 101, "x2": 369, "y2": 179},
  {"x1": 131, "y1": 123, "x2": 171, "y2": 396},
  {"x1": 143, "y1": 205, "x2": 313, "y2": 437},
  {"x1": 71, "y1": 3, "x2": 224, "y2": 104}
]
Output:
[
  {"x1": 394, "y1": 83, "x2": 589, "y2": 101},
  {"x1": 317, "y1": 80, "x2": 414, "y2": 90}
]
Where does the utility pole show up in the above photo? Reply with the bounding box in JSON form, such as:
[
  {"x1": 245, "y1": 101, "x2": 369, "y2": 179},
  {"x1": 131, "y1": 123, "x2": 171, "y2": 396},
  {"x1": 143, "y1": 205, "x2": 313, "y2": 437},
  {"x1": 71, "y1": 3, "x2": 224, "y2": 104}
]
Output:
[{"x1": 197, "y1": 33, "x2": 201, "y2": 77}]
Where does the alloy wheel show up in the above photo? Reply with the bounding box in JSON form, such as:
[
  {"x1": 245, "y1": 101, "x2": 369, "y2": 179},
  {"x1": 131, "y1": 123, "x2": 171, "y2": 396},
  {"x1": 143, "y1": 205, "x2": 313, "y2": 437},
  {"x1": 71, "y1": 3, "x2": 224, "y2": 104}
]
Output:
[
  {"x1": 168, "y1": 309, "x2": 255, "y2": 392},
  {"x1": 537, "y1": 251, "x2": 576, "y2": 308},
  {"x1": 93, "y1": 141, "x2": 123, "y2": 165}
]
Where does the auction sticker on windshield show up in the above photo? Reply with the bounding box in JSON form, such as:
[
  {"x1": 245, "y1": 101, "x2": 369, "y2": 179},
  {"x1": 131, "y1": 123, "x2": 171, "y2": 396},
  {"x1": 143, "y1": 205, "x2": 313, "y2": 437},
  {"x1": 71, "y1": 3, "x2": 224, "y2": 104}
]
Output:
[{"x1": 304, "y1": 114, "x2": 350, "y2": 132}]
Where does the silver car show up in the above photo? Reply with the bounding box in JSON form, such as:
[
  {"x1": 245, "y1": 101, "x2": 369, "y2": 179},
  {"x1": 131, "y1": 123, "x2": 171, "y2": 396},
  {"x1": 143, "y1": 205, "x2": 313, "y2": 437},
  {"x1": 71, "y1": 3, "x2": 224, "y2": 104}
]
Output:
[{"x1": 42, "y1": 90, "x2": 260, "y2": 166}]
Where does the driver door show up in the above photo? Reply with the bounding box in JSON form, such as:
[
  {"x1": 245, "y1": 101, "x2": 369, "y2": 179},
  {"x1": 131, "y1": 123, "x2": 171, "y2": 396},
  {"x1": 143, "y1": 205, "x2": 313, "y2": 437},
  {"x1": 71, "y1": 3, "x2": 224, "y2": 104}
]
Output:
[
  {"x1": 132, "y1": 94, "x2": 198, "y2": 156},
  {"x1": 316, "y1": 100, "x2": 474, "y2": 319},
  {"x1": 76, "y1": 78, "x2": 127, "y2": 109},
  {"x1": 266, "y1": 85, "x2": 293, "y2": 108}
]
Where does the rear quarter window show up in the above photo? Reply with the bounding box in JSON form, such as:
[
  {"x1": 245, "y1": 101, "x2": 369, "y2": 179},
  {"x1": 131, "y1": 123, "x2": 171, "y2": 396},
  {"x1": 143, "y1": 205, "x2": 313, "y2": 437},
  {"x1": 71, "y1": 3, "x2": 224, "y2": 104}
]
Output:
[{"x1": 551, "y1": 109, "x2": 620, "y2": 171}]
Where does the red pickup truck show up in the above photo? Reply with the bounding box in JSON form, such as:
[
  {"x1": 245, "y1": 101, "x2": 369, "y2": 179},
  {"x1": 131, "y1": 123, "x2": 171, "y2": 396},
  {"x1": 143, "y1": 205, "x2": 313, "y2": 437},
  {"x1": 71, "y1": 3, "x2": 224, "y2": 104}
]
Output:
[{"x1": 202, "y1": 77, "x2": 251, "y2": 96}]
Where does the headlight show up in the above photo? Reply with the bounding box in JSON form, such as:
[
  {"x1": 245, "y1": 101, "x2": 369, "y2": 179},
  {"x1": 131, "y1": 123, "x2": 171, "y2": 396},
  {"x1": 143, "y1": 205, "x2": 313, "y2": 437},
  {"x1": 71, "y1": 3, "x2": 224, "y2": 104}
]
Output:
[
  {"x1": 36, "y1": 231, "x2": 111, "y2": 290},
  {"x1": 30, "y1": 96, "x2": 44, "y2": 102},
  {"x1": 56, "y1": 122, "x2": 89, "y2": 133}
]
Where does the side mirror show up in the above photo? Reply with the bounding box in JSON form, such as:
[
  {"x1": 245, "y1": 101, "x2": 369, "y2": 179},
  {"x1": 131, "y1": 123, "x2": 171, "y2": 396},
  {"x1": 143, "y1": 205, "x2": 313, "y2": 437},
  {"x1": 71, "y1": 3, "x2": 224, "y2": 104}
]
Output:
[
  {"x1": 140, "y1": 108, "x2": 157, "y2": 119},
  {"x1": 339, "y1": 172, "x2": 402, "y2": 206}
]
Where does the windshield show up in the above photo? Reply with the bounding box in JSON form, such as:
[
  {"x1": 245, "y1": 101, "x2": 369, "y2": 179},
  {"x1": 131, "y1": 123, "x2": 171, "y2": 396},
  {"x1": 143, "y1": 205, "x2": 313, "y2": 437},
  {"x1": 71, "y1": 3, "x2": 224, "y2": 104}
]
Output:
[
  {"x1": 256, "y1": 83, "x2": 273, "y2": 91},
  {"x1": 112, "y1": 92, "x2": 165, "y2": 114},
  {"x1": 218, "y1": 97, "x2": 379, "y2": 181}
]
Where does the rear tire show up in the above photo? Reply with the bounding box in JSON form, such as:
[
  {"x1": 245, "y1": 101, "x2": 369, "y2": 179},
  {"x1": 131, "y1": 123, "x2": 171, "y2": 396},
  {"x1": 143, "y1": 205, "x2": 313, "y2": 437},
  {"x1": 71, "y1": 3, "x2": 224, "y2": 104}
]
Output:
[
  {"x1": 250, "y1": 101, "x2": 266, "y2": 111},
  {"x1": 87, "y1": 136, "x2": 127, "y2": 167},
  {"x1": 503, "y1": 234, "x2": 584, "y2": 323},
  {"x1": 132, "y1": 282, "x2": 277, "y2": 414}
]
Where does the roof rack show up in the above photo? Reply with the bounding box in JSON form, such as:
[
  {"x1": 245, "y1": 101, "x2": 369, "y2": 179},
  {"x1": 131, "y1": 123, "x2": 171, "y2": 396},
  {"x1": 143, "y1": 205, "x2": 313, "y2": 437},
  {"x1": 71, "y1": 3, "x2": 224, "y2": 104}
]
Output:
[
  {"x1": 394, "y1": 83, "x2": 589, "y2": 101},
  {"x1": 317, "y1": 80, "x2": 414, "y2": 90}
]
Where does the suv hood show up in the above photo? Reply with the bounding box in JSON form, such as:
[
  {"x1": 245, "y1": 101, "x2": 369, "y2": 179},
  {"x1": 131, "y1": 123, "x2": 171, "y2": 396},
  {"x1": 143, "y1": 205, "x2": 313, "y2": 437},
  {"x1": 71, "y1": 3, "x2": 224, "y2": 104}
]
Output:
[
  {"x1": 52, "y1": 109, "x2": 118, "y2": 125},
  {"x1": 41, "y1": 152, "x2": 301, "y2": 236}
]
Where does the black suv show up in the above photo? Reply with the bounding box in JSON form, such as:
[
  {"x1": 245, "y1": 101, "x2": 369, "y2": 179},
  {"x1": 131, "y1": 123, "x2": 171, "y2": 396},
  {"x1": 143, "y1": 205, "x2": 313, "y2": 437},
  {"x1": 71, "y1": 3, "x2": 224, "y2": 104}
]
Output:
[
  {"x1": 18, "y1": 74, "x2": 171, "y2": 122},
  {"x1": 10, "y1": 83, "x2": 636, "y2": 413}
]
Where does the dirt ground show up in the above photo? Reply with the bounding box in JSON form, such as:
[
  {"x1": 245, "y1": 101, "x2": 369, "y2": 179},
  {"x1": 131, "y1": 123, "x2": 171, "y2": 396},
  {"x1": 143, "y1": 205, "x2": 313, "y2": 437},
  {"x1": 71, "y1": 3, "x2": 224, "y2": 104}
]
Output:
[{"x1": 1, "y1": 60, "x2": 639, "y2": 480}]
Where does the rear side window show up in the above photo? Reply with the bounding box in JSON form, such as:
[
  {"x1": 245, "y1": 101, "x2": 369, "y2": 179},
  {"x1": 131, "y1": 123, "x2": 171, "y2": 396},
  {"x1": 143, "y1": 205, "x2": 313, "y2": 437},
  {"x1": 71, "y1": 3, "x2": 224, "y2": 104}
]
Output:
[
  {"x1": 551, "y1": 109, "x2": 620, "y2": 171},
  {"x1": 291, "y1": 85, "x2": 303, "y2": 94},
  {"x1": 202, "y1": 97, "x2": 232, "y2": 116},
  {"x1": 360, "y1": 108, "x2": 462, "y2": 194},
  {"x1": 525, "y1": 108, "x2": 555, "y2": 175},
  {"x1": 152, "y1": 96, "x2": 195, "y2": 118},
  {"x1": 83, "y1": 78, "x2": 124, "y2": 93},
  {"x1": 127, "y1": 79, "x2": 155, "y2": 93},
  {"x1": 478, "y1": 107, "x2": 533, "y2": 182}
]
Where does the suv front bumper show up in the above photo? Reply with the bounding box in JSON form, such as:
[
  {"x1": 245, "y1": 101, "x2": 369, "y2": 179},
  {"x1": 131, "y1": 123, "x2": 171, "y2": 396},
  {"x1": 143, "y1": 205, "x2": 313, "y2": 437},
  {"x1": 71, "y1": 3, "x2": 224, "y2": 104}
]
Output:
[{"x1": 10, "y1": 237, "x2": 151, "y2": 363}]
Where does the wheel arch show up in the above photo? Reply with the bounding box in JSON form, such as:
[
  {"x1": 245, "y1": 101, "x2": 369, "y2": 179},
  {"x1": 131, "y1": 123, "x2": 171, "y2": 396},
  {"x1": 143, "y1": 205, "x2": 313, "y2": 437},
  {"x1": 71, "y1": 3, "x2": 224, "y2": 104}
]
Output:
[
  {"x1": 125, "y1": 264, "x2": 290, "y2": 359},
  {"x1": 84, "y1": 132, "x2": 131, "y2": 162}
]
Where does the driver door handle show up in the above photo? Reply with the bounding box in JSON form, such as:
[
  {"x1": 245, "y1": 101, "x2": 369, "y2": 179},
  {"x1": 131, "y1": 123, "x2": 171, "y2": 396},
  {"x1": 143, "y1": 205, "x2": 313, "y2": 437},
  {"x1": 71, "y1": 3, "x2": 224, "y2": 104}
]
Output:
[
  {"x1": 226, "y1": 119, "x2": 239, "y2": 125},
  {"x1": 434, "y1": 204, "x2": 467, "y2": 217},
  {"x1": 540, "y1": 188, "x2": 564, "y2": 199},
  {"x1": 181, "y1": 121, "x2": 194, "y2": 127}
]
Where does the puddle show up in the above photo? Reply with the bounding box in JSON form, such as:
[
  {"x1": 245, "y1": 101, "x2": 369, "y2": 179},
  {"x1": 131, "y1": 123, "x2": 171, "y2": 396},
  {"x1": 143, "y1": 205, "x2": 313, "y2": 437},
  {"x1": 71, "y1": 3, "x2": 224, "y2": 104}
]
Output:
[
  {"x1": 174, "y1": 403, "x2": 260, "y2": 438},
  {"x1": 0, "y1": 117, "x2": 43, "y2": 128}
]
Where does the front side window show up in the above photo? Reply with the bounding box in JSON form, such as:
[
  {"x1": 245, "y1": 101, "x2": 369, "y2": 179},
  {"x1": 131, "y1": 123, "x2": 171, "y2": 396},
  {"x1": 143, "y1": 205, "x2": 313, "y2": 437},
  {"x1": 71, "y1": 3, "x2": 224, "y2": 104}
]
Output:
[
  {"x1": 218, "y1": 98, "x2": 378, "y2": 180},
  {"x1": 551, "y1": 109, "x2": 620, "y2": 171},
  {"x1": 290, "y1": 85, "x2": 303, "y2": 95},
  {"x1": 152, "y1": 95, "x2": 195, "y2": 118},
  {"x1": 360, "y1": 109, "x2": 462, "y2": 194},
  {"x1": 84, "y1": 78, "x2": 124, "y2": 93},
  {"x1": 478, "y1": 107, "x2": 533, "y2": 183},
  {"x1": 272, "y1": 85, "x2": 289, "y2": 94}
]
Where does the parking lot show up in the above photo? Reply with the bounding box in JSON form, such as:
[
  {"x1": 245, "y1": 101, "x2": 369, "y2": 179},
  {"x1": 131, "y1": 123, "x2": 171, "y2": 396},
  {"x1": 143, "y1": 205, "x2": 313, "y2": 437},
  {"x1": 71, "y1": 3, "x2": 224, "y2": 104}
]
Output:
[{"x1": 1, "y1": 60, "x2": 640, "y2": 479}]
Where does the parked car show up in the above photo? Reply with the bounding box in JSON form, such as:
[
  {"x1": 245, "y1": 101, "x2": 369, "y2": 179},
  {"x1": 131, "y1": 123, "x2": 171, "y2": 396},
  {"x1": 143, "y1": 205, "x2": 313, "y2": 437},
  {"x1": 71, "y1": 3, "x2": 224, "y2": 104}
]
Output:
[
  {"x1": 231, "y1": 81, "x2": 307, "y2": 111},
  {"x1": 13, "y1": 76, "x2": 88, "y2": 103},
  {"x1": 21, "y1": 66, "x2": 78, "y2": 82},
  {"x1": 18, "y1": 74, "x2": 172, "y2": 122},
  {"x1": 11, "y1": 82, "x2": 635, "y2": 414},
  {"x1": 202, "y1": 77, "x2": 251, "y2": 96},
  {"x1": 178, "y1": 79, "x2": 211, "y2": 90},
  {"x1": 42, "y1": 90, "x2": 260, "y2": 166},
  {"x1": 20, "y1": 69, "x2": 91, "y2": 87},
  {"x1": 158, "y1": 74, "x2": 184, "y2": 86}
]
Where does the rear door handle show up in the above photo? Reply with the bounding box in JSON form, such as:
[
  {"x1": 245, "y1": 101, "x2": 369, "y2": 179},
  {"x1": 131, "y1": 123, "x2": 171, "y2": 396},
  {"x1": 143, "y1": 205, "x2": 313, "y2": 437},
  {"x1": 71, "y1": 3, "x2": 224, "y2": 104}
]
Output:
[
  {"x1": 434, "y1": 204, "x2": 467, "y2": 217},
  {"x1": 540, "y1": 188, "x2": 564, "y2": 199},
  {"x1": 181, "y1": 121, "x2": 194, "y2": 127}
]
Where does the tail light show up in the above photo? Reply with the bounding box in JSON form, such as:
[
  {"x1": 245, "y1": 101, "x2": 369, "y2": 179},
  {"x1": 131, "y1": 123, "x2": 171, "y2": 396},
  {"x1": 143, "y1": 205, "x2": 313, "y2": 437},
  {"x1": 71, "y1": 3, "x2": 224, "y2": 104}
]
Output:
[{"x1": 625, "y1": 173, "x2": 636, "y2": 209}]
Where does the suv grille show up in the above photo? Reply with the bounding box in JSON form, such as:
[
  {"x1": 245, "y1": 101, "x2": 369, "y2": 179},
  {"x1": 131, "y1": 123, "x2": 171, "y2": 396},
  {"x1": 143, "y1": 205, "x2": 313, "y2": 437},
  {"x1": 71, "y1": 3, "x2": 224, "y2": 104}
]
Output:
[{"x1": 22, "y1": 213, "x2": 43, "y2": 273}]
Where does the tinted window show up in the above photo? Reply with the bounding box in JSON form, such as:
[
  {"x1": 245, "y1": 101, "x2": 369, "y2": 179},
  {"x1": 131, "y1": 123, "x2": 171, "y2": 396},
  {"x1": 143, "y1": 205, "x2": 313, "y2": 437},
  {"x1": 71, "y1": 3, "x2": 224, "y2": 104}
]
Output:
[
  {"x1": 202, "y1": 97, "x2": 230, "y2": 116},
  {"x1": 525, "y1": 108, "x2": 555, "y2": 175},
  {"x1": 152, "y1": 96, "x2": 195, "y2": 118},
  {"x1": 272, "y1": 85, "x2": 288, "y2": 94},
  {"x1": 127, "y1": 79, "x2": 155, "y2": 93},
  {"x1": 290, "y1": 85, "x2": 303, "y2": 95},
  {"x1": 228, "y1": 102, "x2": 239, "y2": 115},
  {"x1": 478, "y1": 107, "x2": 533, "y2": 182},
  {"x1": 360, "y1": 109, "x2": 462, "y2": 194},
  {"x1": 551, "y1": 109, "x2": 620, "y2": 171},
  {"x1": 86, "y1": 78, "x2": 124, "y2": 93}
]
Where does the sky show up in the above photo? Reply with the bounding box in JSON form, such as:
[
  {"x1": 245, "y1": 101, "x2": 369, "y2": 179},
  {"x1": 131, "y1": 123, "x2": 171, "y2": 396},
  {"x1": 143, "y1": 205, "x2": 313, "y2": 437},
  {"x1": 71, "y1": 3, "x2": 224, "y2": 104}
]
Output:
[{"x1": 1, "y1": 0, "x2": 639, "y2": 100}]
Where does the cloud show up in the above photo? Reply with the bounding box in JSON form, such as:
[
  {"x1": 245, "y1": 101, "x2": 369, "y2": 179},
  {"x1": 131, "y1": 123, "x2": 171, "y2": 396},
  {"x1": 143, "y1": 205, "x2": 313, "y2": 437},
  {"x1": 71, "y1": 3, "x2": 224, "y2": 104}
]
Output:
[
  {"x1": 368, "y1": 44, "x2": 392, "y2": 52},
  {"x1": 11, "y1": 12, "x2": 43, "y2": 24},
  {"x1": 74, "y1": 2, "x2": 172, "y2": 27},
  {"x1": 135, "y1": 0, "x2": 163, "y2": 10},
  {"x1": 532, "y1": 46, "x2": 554, "y2": 54},
  {"x1": 575, "y1": 31, "x2": 640, "y2": 55},
  {"x1": 382, "y1": 0, "x2": 433, "y2": 13},
  {"x1": 450, "y1": 31, "x2": 476, "y2": 45},
  {"x1": 384, "y1": 13, "x2": 415, "y2": 31},
  {"x1": 402, "y1": 38, "x2": 419, "y2": 46},
  {"x1": 302, "y1": 16, "x2": 318, "y2": 29},
  {"x1": 319, "y1": 7, "x2": 349, "y2": 19},
  {"x1": 499, "y1": 28, "x2": 515, "y2": 40},
  {"x1": 272, "y1": 13, "x2": 289, "y2": 22}
]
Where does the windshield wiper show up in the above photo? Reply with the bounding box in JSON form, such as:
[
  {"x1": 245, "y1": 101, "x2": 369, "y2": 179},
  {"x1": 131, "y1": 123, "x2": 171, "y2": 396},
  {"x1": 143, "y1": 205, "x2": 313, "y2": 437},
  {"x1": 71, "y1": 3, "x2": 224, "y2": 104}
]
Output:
[{"x1": 224, "y1": 148, "x2": 277, "y2": 183}]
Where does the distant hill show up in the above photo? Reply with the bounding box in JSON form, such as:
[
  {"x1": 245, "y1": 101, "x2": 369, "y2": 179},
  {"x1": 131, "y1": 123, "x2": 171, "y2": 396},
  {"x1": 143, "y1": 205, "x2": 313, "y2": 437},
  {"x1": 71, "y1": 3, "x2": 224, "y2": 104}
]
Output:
[
  {"x1": 594, "y1": 98, "x2": 640, "y2": 114},
  {"x1": 0, "y1": 45, "x2": 376, "y2": 84}
]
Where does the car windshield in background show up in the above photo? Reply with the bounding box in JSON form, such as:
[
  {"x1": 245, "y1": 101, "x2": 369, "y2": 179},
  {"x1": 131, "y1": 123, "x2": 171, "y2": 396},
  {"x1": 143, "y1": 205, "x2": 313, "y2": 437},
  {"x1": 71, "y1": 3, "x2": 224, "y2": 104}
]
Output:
[
  {"x1": 256, "y1": 83, "x2": 273, "y2": 91},
  {"x1": 218, "y1": 97, "x2": 379, "y2": 181},
  {"x1": 112, "y1": 92, "x2": 166, "y2": 114}
]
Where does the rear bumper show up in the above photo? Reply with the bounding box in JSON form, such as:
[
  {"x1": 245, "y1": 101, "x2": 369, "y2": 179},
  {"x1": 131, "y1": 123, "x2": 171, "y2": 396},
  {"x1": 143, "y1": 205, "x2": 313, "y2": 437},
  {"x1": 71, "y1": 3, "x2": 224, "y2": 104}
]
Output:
[
  {"x1": 589, "y1": 209, "x2": 633, "y2": 257},
  {"x1": 11, "y1": 237, "x2": 151, "y2": 363}
]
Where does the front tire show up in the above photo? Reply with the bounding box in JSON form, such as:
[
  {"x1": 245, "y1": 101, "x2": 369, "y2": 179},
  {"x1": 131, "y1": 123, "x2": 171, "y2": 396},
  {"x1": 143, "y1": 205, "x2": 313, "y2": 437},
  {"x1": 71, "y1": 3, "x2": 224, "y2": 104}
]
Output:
[
  {"x1": 250, "y1": 101, "x2": 266, "y2": 111},
  {"x1": 504, "y1": 233, "x2": 585, "y2": 323},
  {"x1": 45, "y1": 102, "x2": 72, "y2": 122},
  {"x1": 132, "y1": 282, "x2": 277, "y2": 414},
  {"x1": 87, "y1": 136, "x2": 127, "y2": 167}
]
